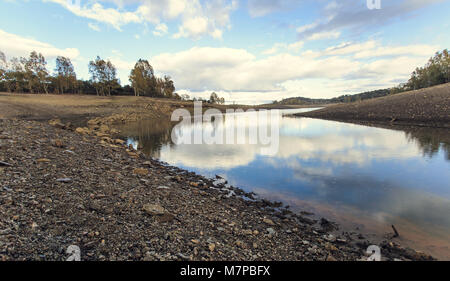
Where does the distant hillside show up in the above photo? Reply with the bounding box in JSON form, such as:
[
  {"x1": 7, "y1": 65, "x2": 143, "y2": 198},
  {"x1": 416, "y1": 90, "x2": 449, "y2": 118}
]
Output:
[
  {"x1": 296, "y1": 83, "x2": 450, "y2": 128},
  {"x1": 274, "y1": 89, "x2": 390, "y2": 105}
]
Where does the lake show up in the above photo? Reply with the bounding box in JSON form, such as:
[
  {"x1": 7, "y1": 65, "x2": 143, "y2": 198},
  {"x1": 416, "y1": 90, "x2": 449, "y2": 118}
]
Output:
[{"x1": 115, "y1": 108, "x2": 450, "y2": 260}]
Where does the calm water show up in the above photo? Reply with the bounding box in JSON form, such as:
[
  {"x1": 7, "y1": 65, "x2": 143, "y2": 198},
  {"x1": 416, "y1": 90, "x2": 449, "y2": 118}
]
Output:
[{"x1": 116, "y1": 109, "x2": 450, "y2": 259}]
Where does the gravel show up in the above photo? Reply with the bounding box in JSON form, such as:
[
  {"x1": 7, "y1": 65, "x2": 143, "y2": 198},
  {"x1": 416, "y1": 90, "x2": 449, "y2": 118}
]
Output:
[{"x1": 0, "y1": 118, "x2": 435, "y2": 261}]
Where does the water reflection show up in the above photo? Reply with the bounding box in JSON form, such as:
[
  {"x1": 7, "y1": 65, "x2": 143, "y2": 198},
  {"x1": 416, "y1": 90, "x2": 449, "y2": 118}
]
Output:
[
  {"x1": 119, "y1": 118, "x2": 174, "y2": 158},
  {"x1": 403, "y1": 127, "x2": 450, "y2": 161},
  {"x1": 115, "y1": 110, "x2": 450, "y2": 259}
]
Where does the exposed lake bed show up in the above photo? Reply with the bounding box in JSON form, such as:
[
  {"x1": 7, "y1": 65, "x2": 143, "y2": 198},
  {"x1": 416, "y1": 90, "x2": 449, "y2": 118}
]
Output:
[
  {"x1": 0, "y1": 94, "x2": 448, "y2": 260},
  {"x1": 3, "y1": 117, "x2": 428, "y2": 261},
  {"x1": 117, "y1": 108, "x2": 450, "y2": 259}
]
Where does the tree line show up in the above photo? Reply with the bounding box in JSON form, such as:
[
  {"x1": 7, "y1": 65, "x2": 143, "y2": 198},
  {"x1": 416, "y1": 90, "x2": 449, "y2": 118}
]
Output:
[
  {"x1": 273, "y1": 89, "x2": 391, "y2": 105},
  {"x1": 390, "y1": 49, "x2": 450, "y2": 94},
  {"x1": 0, "y1": 50, "x2": 179, "y2": 99},
  {"x1": 274, "y1": 49, "x2": 450, "y2": 105},
  {"x1": 192, "y1": 92, "x2": 225, "y2": 104}
]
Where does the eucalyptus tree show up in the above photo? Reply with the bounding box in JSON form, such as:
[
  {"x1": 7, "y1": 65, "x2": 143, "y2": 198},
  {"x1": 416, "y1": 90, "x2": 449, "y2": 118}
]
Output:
[
  {"x1": 0, "y1": 51, "x2": 6, "y2": 82},
  {"x1": 163, "y1": 75, "x2": 175, "y2": 98},
  {"x1": 129, "y1": 59, "x2": 156, "y2": 96},
  {"x1": 0, "y1": 51, "x2": 7, "y2": 91},
  {"x1": 89, "y1": 56, "x2": 118, "y2": 96},
  {"x1": 8, "y1": 57, "x2": 25, "y2": 93},
  {"x1": 55, "y1": 56, "x2": 77, "y2": 94}
]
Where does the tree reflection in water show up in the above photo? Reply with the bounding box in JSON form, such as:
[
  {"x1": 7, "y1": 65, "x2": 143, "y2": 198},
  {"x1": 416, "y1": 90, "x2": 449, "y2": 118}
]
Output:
[{"x1": 115, "y1": 116, "x2": 450, "y2": 162}]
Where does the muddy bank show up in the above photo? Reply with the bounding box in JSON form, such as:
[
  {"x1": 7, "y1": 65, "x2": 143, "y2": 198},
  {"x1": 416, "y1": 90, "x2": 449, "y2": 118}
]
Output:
[
  {"x1": 0, "y1": 118, "x2": 436, "y2": 261},
  {"x1": 295, "y1": 83, "x2": 450, "y2": 128}
]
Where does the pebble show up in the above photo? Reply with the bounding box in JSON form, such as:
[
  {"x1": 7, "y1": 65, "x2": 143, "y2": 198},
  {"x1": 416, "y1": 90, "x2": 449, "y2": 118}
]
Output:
[
  {"x1": 142, "y1": 203, "x2": 166, "y2": 215},
  {"x1": 0, "y1": 118, "x2": 434, "y2": 262},
  {"x1": 56, "y1": 178, "x2": 72, "y2": 183},
  {"x1": 263, "y1": 218, "x2": 275, "y2": 225}
]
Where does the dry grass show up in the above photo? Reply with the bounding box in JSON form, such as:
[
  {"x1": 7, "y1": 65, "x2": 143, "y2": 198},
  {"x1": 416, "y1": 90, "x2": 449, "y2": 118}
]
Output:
[{"x1": 0, "y1": 92, "x2": 275, "y2": 123}]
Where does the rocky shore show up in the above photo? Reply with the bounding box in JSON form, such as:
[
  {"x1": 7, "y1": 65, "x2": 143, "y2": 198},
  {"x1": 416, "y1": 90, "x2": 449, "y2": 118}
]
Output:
[{"x1": 0, "y1": 118, "x2": 435, "y2": 261}]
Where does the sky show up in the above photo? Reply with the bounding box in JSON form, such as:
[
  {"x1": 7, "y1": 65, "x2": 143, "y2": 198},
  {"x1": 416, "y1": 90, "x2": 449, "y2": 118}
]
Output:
[{"x1": 0, "y1": 0, "x2": 449, "y2": 104}]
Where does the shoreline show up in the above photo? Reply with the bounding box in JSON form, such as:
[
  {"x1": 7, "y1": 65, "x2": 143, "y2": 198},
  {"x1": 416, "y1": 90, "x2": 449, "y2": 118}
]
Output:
[
  {"x1": 292, "y1": 114, "x2": 450, "y2": 129},
  {"x1": 0, "y1": 114, "x2": 437, "y2": 261},
  {"x1": 294, "y1": 83, "x2": 450, "y2": 129},
  {"x1": 0, "y1": 92, "x2": 321, "y2": 123},
  {"x1": 0, "y1": 92, "x2": 443, "y2": 260}
]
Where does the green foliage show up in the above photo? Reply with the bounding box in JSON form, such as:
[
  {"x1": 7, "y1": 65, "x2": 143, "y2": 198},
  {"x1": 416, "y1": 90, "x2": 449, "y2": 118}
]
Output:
[
  {"x1": 406, "y1": 49, "x2": 450, "y2": 90},
  {"x1": 23, "y1": 51, "x2": 50, "y2": 93},
  {"x1": 208, "y1": 92, "x2": 225, "y2": 104},
  {"x1": 0, "y1": 50, "x2": 140, "y2": 96},
  {"x1": 88, "y1": 56, "x2": 120, "y2": 96},
  {"x1": 129, "y1": 59, "x2": 155, "y2": 96},
  {"x1": 0, "y1": 52, "x2": 50, "y2": 94},
  {"x1": 275, "y1": 89, "x2": 390, "y2": 105},
  {"x1": 55, "y1": 56, "x2": 77, "y2": 94},
  {"x1": 180, "y1": 94, "x2": 190, "y2": 101},
  {"x1": 0, "y1": 51, "x2": 6, "y2": 91},
  {"x1": 7, "y1": 57, "x2": 25, "y2": 92},
  {"x1": 129, "y1": 59, "x2": 176, "y2": 98}
]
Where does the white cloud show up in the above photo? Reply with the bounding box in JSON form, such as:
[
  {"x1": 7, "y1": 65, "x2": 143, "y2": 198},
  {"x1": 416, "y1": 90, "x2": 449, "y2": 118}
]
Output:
[
  {"x1": 287, "y1": 41, "x2": 304, "y2": 51},
  {"x1": 106, "y1": 55, "x2": 135, "y2": 83},
  {"x1": 45, "y1": 0, "x2": 237, "y2": 39},
  {"x1": 152, "y1": 46, "x2": 362, "y2": 92},
  {"x1": 45, "y1": 0, "x2": 142, "y2": 31},
  {"x1": 296, "y1": 22, "x2": 317, "y2": 33},
  {"x1": 0, "y1": 29, "x2": 80, "y2": 60},
  {"x1": 153, "y1": 23, "x2": 168, "y2": 36},
  {"x1": 296, "y1": 0, "x2": 443, "y2": 40},
  {"x1": 174, "y1": 16, "x2": 209, "y2": 38},
  {"x1": 173, "y1": 0, "x2": 237, "y2": 39},
  {"x1": 262, "y1": 28, "x2": 340, "y2": 57},
  {"x1": 262, "y1": 43, "x2": 287, "y2": 55},
  {"x1": 88, "y1": 22, "x2": 101, "y2": 32},
  {"x1": 354, "y1": 44, "x2": 440, "y2": 59},
  {"x1": 150, "y1": 38, "x2": 439, "y2": 103},
  {"x1": 316, "y1": 40, "x2": 440, "y2": 60},
  {"x1": 322, "y1": 40, "x2": 378, "y2": 56},
  {"x1": 248, "y1": 0, "x2": 303, "y2": 17},
  {"x1": 157, "y1": 116, "x2": 422, "y2": 170},
  {"x1": 307, "y1": 30, "x2": 340, "y2": 41},
  {"x1": 262, "y1": 41, "x2": 304, "y2": 55}
]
